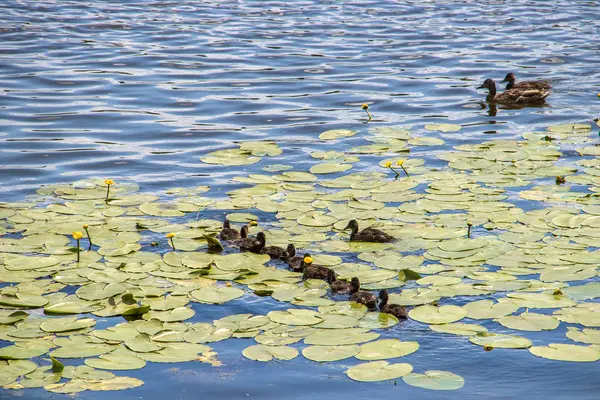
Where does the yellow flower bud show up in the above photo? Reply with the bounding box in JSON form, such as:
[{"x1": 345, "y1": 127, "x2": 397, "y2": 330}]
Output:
[
  {"x1": 396, "y1": 160, "x2": 404, "y2": 166},
  {"x1": 104, "y1": 179, "x2": 114, "y2": 185},
  {"x1": 83, "y1": 224, "x2": 89, "y2": 229},
  {"x1": 72, "y1": 232, "x2": 83, "y2": 240},
  {"x1": 484, "y1": 345, "x2": 493, "y2": 352},
  {"x1": 361, "y1": 104, "x2": 369, "y2": 110},
  {"x1": 384, "y1": 161, "x2": 392, "y2": 168},
  {"x1": 249, "y1": 221, "x2": 258, "y2": 226},
  {"x1": 166, "y1": 233, "x2": 175, "y2": 238},
  {"x1": 304, "y1": 256, "x2": 313, "y2": 264}
]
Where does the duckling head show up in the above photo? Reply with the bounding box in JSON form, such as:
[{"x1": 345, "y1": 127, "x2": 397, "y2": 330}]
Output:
[
  {"x1": 378, "y1": 289, "x2": 389, "y2": 307},
  {"x1": 350, "y1": 277, "x2": 360, "y2": 292},
  {"x1": 283, "y1": 243, "x2": 296, "y2": 258},
  {"x1": 256, "y1": 232, "x2": 266, "y2": 246},
  {"x1": 327, "y1": 269, "x2": 336, "y2": 284},
  {"x1": 240, "y1": 225, "x2": 249, "y2": 238},
  {"x1": 223, "y1": 220, "x2": 231, "y2": 229}
]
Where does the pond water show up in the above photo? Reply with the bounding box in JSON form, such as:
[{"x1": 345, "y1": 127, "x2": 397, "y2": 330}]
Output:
[{"x1": 1, "y1": 0, "x2": 600, "y2": 399}]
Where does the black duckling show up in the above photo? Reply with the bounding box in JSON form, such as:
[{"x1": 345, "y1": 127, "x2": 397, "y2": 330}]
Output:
[
  {"x1": 234, "y1": 228, "x2": 265, "y2": 253},
  {"x1": 343, "y1": 219, "x2": 395, "y2": 243},
  {"x1": 478, "y1": 78, "x2": 550, "y2": 105},
  {"x1": 281, "y1": 243, "x2": 296, "y2": 261},
  {"x1": 331, "y1": 276, "x2": 360, "y2": 295},
  {"x1": 261, "y1": 243, "x2": 295, "y2": 260},
  {"x1": 346, "y1": 277, "x2": 377, "y2": 310},
  {"x1": 302, "y1": 256, "x2": 334, "y2": 281},
  {"x1": 287, "y1": 251, "x2": 310, "y2": 272},
  {"x1": 378, "y1": 289, "x2": 407, "y2": 319},
  {"x1": 500, "y1": 72, "x2": 551, "y2": 91},
  {"x1": 218, "y1": 220, "x2": 240, "y2": 241}
]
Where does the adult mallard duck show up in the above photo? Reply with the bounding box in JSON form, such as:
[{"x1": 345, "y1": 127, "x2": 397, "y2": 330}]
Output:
[
  {"x1": 302, "y1": 256, "x2": 334, "y2": 282},
  {"x1": 478, "y1": 78, "x2": 550, "y2": 105},
  {"x1": 501, "y1": 72, "x2": 551, "y2": 91},
  {"x1": 348, "y1": 278, "x2": 377, "y2": 310},
  {"x1": 343, "y1": 219, "x2": 395, "y2": 243},
  {"x1": 331, "y1": 276, "x2": 360, "y2": 295},
  {"x1": 261, "y1": 243, "x2": 295, "y2": 260},
  {"x1": 378, "y1": 289, "x2": 407, "y2": 319},
  {"x1": 218, "y1": 220, "x2": 240, "y2": 241}
]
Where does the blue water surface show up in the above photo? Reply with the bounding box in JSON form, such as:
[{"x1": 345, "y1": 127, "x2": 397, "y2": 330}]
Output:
[{"x1": 1, "y1": 0, "x2": 600, "y2": 399}]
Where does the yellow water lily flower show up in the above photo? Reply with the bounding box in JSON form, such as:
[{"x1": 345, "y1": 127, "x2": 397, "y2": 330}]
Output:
[
  {"x1": 72, "y1": 232, "x2": 83, "y2": 240},
  {"x1": 384, "y1": 161, "x2": 392, "y2": 168},
  {"x1": 249, "y1": 221, "x2": 258, "y2": 226},
  {"x1": 104, "y1": 179, "x2": 114, "y2": 185},
  {"x1": 304, "y1": 255, "x2": 313, "y2": 264},
  {"x1": 166, "y1": 233, "x2": 175, "y2": 238},
  {"x1": 361, "y1": 104, "x2": 369, "y2": 110},
  {"x1": 396, "y1": 160, "x2": 404, "y2": 166}
]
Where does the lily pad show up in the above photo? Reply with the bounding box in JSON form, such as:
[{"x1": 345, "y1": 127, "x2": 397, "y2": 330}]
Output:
[
  {"x1": 346, "y1": 361, "x2": 413, "y2": 382},
  {"x1": 403, "y1": 370, "x2": 465, "y2": 391}
]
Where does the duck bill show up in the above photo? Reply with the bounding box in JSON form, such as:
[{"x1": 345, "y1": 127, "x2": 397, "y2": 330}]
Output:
[
  {"x1": 476, "y1": 85, "x2": 485, "y2": 89},
  {"x1": 500, "y1": 79, "x2": 507, "y2": 83},
  {"x1": 342, "y1": 223, "x2": 352, "y2": 230}
]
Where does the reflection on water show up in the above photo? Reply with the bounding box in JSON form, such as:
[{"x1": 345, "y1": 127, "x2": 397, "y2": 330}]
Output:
[{"x1": 1, "y1": 0, "x2": 600, "y2": 399}]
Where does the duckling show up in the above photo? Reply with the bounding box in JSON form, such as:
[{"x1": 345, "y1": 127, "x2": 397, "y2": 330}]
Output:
[
  {"x1": 378, "y1": 289, "x2": 407, "y2": 319},
  {"x1": 343, "y1": 219, "x2": 395, "y2": 243},
  {"x1": 500, "y1": 73, "x2": 551, "y2": 91},
  {"x1": 302, "y1": 256, "x2": 334, "y2": 281},
  {"x1": 331, "y1": 276, "x2": 360, "y2": 295},
  {"x1": 261, "y1": 243, "x2": 295, "y2": 260},
  {"x1": 477, "y1": 78, "x2": 550, "y2": 105},
  {"x1": 348, "y1": 278, "x2": 377, "y2": 310},
  {"x1": 281, "y1": 243, "x2": 296, "y2": 261},
  {"x1": 218, "y1": 220, "x2": 240, "y2": 241},
  {"x1": 233, "y1": 228, "x2": 265, "y2": 253},
  {"x1": 286, "y1": 251, "x2": 310, "y2": 272}
]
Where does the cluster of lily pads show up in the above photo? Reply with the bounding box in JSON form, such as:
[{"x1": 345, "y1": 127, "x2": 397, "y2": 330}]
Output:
[{"x1": 1, "y1": 120, "x2": 600, "y2": 394}]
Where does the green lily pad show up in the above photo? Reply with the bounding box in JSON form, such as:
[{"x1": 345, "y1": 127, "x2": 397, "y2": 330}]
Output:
[
  {"x1": 302, "y1": 345, "x2": 360, "y2": 362},
  {"x1": 408, "y1": 305, "x2": 467, "y2": 325},
  {"x1": 403, "y1": 370, "x2": 465, "y2": 391},
  {"x1": 356, "y1": 339, "x2": 419, "y2": 360},
  {"x1": 469, "y1": 332, "x2": 532, "y2": 349},
  {"x1": 346, "y1": 361, "x2": 413, "y2": 382},
  {"x1": 191, "y1": 287, "x2": 244, "y2": 304},
  {"x1": 529, "y1": 343, "x2": 600, "y2": 362},
  {"x1": 496, "y1": 312, "x2": 560, "y2": 332},
  {"x1": 85, "y1": 347, "x2": 147, "y2": 370},
  {"x1": 242, "y1": 345, "x2": 298, "y2": 362}
]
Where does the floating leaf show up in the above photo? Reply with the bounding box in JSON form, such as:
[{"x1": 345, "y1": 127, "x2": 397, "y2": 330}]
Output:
[
  {"x1": 408, "y1": 305, "x2": 467, "y2": 325},
  {"x1": 356, "y1": 339, "x2": 419, "y2": 360},
  {"x1": 242, "y1": 345, "x2": 298, "y2": 362},
  {"x1": 469, "y1": 332, "x2": 532, "y2": 349},
  {"x1": 346, "y1": 361, "x2": 413, "y2": 382},
  {"x1": 302, "y1": 345, "x2": 360, "y2": 362},
  {"x1": 403, "y1": 370, "x2": 465, "y2": 390},
  {"x1": 529, "y1": 344, "x2": 600, "y2": 362}
]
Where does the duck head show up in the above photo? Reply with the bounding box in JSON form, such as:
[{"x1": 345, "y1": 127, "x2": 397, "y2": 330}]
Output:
[
  {"x1": 282, "y1": 243, "x2": 296, "y2": 259},
  {"x1": 500, "y1": 72, "x2": 516, "y2": 84},
  {"x1": 343, "y1": 219, "x2": 359, "y2": 236},
  {"x1": 350, "y1": 277, "x2": 360, "y2": 293},
  {"x1": 256, "y1": 232, "x2": 266, "y2": 248},
  {"x1": 477, "y1": 78, "x2": 496, "y2": 91},
  {"x1": 378, "y1": 289, "x2": 389, "y2": 308},
  {"x1": 327, "y1": 269, "x2": 336, "y2": 284}
]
